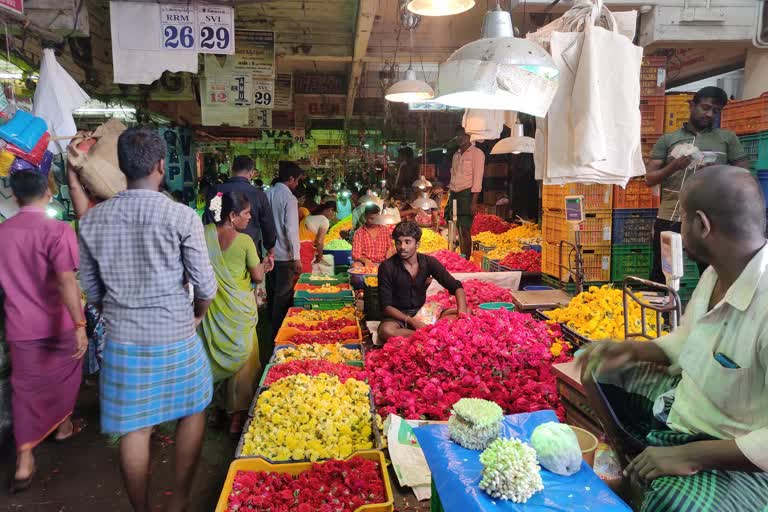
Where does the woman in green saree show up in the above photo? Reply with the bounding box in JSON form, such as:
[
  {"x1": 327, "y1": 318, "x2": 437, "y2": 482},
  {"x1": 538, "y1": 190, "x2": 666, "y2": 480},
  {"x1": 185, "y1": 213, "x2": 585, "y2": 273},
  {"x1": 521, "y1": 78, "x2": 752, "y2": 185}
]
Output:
[{"x1": 199, "y1": 191, "x2": 270, "y2": 434}]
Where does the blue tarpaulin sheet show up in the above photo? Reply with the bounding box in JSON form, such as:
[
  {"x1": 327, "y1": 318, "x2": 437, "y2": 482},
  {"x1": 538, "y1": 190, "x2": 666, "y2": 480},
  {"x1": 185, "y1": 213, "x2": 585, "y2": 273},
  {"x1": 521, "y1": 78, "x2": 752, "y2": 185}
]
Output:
[{"x1": 415, "y1": 410, "x2": 631, "y2": 511}]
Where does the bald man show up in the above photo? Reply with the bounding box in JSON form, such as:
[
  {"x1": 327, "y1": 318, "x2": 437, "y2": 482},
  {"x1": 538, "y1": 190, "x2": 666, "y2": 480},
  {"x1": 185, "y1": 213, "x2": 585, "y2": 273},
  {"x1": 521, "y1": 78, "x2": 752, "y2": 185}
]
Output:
[{"x1": 579, "y1": 166, "x2": 768, "y2": 511}]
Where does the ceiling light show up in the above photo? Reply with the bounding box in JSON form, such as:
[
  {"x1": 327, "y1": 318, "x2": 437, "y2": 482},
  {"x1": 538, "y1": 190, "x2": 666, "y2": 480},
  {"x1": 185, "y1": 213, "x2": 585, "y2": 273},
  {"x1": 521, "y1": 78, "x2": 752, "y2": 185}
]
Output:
[
  {"x1": 434, "y1": 7, "x2": 559, "y2": 117},
  {"x1": 491, "y1": 123, "x2": 535, "y2": 154},
  {"x1": 412, "y1": 195, "x2": 438, "y2": 209},
  {"x1": 407, "y1": 0, "x2": 474, "y2": 16},
  {"x1": 385, "y1": 67, "x2": 434, "y2": 103},
  {"x1": 412, "y1": 175, "x2": 433, "y2": 190}
]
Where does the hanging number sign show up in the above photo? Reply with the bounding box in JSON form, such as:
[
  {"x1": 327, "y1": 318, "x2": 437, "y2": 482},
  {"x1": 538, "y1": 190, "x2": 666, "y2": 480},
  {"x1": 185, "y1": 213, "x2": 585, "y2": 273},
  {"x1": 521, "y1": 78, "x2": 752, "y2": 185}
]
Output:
[
  {"x1": 232, "y1": 75, "x2": 254, "y2": 107},
  {"x1": 252, "y1": 78, "x2": 274, "y2": 110},
  {"x1": 159, "y1": 4, "x2": 234, "y2": 54}
]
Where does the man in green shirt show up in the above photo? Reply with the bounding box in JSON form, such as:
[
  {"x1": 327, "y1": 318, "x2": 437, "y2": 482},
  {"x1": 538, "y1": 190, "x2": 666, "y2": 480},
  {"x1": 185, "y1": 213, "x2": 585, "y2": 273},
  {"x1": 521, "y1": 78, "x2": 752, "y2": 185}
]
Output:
[{"x1": 646, "y1": 86, "x2": 750, "y2": 283}]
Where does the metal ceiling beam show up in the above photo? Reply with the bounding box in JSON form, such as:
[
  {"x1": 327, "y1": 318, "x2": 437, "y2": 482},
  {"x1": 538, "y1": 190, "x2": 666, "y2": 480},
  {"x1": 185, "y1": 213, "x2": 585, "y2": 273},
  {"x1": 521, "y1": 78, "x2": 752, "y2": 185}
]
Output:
[{"x1": 345, "y1": 0, "x2": 377, "y2": 119}]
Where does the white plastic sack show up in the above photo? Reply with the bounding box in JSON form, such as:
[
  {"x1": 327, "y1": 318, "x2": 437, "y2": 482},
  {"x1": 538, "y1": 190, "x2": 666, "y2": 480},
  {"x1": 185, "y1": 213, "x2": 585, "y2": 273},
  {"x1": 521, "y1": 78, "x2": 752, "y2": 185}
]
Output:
[
  {"x1": 385, "y1": 414, "x2": 439, "y2": 501},
  {"x1": 311, "y1": 255, "x2": 335, "y2": 276},
  {"x1": 425, "y1": 271, "x2": 521, "y2": 297}
]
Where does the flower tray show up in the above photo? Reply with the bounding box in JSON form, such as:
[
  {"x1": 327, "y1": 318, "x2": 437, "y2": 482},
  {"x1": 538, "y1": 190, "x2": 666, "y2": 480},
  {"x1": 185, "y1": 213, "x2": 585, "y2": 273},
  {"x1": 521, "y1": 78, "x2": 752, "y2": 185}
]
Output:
[
  {"x1": 297, "y1": 273, "x2": 350, "y2": 285},
  {"x1": 215, "y1": 450, "x2": 394, "y2": 512},
  {"x1": 269, "y1": 343, "x2": 365, "y2": 366},
  {"x1": 535, "y1": 309, "x2": 592, "y2": 347},
  {"x1": 257, "y1": 359, "x2": 365, "y2": 388},
  {"x1": 294, "y1": 282, "x2": 352, "y2": 291},
  {"x1": 285, "y1": 306, "x2": 357, "y2": 320},
  {"x1": 274, "y1": 325, "x2": 362, "y2": 345},
  {"x1": 238, "y1": 387, "x2": 382, "y2": 461}
]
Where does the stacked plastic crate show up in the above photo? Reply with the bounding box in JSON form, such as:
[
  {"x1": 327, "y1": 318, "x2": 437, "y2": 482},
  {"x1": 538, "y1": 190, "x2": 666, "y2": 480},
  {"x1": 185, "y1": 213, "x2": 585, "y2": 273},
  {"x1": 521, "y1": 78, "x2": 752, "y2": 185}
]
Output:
[
  {"x1": 541, "y1": 183, "x2": 612, "y2": 290},
  {"x1": 610, "y1": 179, "x2": 659, "y2": 282},
  {"x1": 640, "y1": 56, "x2": 667, "y2": 165}
]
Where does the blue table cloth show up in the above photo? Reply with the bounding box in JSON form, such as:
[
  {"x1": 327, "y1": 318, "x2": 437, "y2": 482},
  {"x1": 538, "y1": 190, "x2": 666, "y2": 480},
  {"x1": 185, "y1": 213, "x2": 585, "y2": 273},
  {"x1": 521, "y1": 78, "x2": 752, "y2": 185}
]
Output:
[{"x1": 415, "y1": 410, "x2": 631, "y2": 512}]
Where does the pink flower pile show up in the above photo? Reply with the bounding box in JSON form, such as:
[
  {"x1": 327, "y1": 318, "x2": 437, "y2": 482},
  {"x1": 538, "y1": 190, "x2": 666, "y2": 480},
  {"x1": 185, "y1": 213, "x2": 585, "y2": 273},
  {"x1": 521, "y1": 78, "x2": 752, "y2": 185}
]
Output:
[
  {"x1": 366, "y1": 310, "x2": 571, "y2": 420},
  {"x1": 428, "y1": 279, "x2": 514, "y2": 309},
  {"x1": 430, "y1": 250, "x2": 481, "y2": 273},
  {"x1": 263, "y1": 360, "x2": 366, "y2": 387}
]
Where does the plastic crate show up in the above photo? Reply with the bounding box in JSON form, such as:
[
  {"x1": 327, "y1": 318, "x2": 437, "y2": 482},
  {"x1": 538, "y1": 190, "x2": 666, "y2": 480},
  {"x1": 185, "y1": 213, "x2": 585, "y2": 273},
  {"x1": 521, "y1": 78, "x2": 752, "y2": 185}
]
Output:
[
  {"x1": 542, "y1": 209, "x2": 612, "y2": 246},
  {"x1": 275, "y1": 325, "x2": 362, "y2": 345},
  {"x1": 294, "y1": 282, "x2": 352, "y2": 292},
  {"x1": 258, "y1": 359, "x2": 365, "y2": 387},
  {"x1": 665, "y1": 93, "x2": 693, "y2": 133},
  {"x1": 269, "y1": 343, "x2": 365, "y2": 366},
  {"x1": 219, "y1": 451, "x2": 394, "y2": 512},
  {"x1": 611, "y1": 244, "x2": 652, "y2": 281},
  {"x1": 541, "y1": 274, "x2": 607, "y2": 295},
  {"x1": 640, "y1": 56, "x2": 667, "y2": 97},
  {"x1": 613, "y1": 178, "x2": 660, "y2": 209},
  {"x1": 488, "y1": 259, "x2": 513, "y2": 272},
  {"x1": 297, "y1": 273, "x2": 350, "y2": 285},
  {"x1": 363, "y1": 283, "x2": 381, "y2": 321},
  {"x1": 285, "y1": 306, "x2": 356, "y2": 320},
  {"x1": 739, "y1": 131, "x2": 768, "y2": 171},
  {"x1": 323, "y1": 248, "x2": 352, "y2": 266},
  {"x1": 542, "y1": 183, "x2": 612, "y2": 211},
  {"x1": 677, "y1": 277, "x2": 700, "y2": 303},
  {"x1": 721, "y1": 93, "x2": 768, "y2": 135},
  {"x1": 542, "y1": 242, "x2": 611, "y2": 283},
  {"x1": 611, "y1": 209, "x2": 656, "y2": 245},
  {"x1": 640, "y1": 96, "x2": 666, "y2": 136},
  {"x1": 481, "y1": 255, "x2": 499, "y2": 271},
  {"x1": 683, "y1": 250, "x2": 700, "y2": 281}
]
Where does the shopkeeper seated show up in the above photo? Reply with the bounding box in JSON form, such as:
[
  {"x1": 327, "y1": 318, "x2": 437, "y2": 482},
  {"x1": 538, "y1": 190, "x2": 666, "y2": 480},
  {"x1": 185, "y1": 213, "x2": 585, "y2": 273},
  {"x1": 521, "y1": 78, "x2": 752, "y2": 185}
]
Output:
[
  {"x1": 579, "y1": 166, "x2": 768, "y2": 512},
  {"x1": 351, "y1": 204, "x2": 395, "y2": 267},
  {"x1": 377, "y1": 221, "x2": 468, "y2": 343}
]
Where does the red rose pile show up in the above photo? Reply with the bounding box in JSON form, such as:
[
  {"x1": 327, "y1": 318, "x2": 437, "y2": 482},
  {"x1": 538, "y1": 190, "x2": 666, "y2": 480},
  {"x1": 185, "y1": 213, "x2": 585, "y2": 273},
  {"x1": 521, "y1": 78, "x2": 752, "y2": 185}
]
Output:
[
  {"x1": 366, "y1": 309, "x2": 571, "y2": 420},
  {"x1": 263, "y1": 360, "x2": 366, "y2": 387},
  {"x1": 286, "y1": 318, "x2": 357, "y2": 330},
  {"x1": 471, "y1": 214, "x2": 511, "y2": 236},
  {"x1": 430, "y1": 250, "x2": 481, "y2": 273},
  {"x1": 500, "y1": 250, "x2": 541, "y2": 272},
  {"x1": 225, "y1": 456, "x2": 387, "y2": 512},
  {"x1": 289, "y1": 331, "x2": 356, "y2": 345},
  {"x1": 428, "y1": 279, "x2": 514, "y2": 309}
]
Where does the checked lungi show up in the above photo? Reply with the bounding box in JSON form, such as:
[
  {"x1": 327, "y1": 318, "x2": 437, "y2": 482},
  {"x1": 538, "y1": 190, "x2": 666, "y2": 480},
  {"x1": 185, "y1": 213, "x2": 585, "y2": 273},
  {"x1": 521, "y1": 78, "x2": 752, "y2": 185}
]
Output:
[
  {"x1": 100, "y1": 334, "x2": 213, "y2": 435},
  {"x1": 599, "y1": 363, "x2": 768, "y2": 512}
]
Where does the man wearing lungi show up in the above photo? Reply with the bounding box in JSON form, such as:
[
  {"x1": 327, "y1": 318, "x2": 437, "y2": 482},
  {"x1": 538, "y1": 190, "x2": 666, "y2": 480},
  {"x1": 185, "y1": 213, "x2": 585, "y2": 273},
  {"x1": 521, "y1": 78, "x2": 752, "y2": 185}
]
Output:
[
  {"x1": 579, "y1": 166, "x2": 768, "y2": 512},
  {"x1": 79, "y1": 127, "x2": 218, "y2": 512}
]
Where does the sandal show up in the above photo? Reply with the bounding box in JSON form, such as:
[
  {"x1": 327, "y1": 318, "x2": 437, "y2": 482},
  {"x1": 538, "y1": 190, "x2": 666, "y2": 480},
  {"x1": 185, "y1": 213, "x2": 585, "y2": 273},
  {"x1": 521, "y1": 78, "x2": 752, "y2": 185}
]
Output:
[
  {"x1": 10, "y1": 468, "x2": 36, "y2": 494},
  {"x1": 54, "y1": 418, "x2": 87, "y2": 442}
]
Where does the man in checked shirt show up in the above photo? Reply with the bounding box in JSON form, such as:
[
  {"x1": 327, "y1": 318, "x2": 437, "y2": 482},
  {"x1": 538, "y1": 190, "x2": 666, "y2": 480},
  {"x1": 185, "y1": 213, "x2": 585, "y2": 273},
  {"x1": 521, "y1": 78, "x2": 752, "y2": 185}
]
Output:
[{"x1": 79, "y1": 127, "x2": 217, "y2": 512}]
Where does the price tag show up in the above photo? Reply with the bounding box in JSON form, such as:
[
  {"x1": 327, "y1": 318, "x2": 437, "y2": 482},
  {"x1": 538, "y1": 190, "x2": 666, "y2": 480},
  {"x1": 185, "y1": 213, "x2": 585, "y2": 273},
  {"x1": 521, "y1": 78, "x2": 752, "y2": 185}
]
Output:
[
  {"x1": 252, "y1": 78, "x2": 274, "y2": 110},
  {"x1": 206, "y1": 81, "x2": 229, "y2": 105},
  {"x1": 196, "y1": 5, "x2": 234, "y2": 55},
  {"x1": 231, "y1": 75, "x2": 253, "y2": 107},
  {"x1": 160, "y1": 4, "x2": 196, "y2": 50}
]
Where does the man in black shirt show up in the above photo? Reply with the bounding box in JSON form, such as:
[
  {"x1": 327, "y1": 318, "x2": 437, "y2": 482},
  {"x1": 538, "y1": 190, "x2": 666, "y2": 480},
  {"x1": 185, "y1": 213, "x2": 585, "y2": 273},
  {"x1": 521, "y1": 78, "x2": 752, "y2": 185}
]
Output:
[
  {"x1": 377, "y1": 221, "x2": 468, "y2": 343},
  {"x1": 204, "y1": 156, "x2": 277, "y2": 263}
]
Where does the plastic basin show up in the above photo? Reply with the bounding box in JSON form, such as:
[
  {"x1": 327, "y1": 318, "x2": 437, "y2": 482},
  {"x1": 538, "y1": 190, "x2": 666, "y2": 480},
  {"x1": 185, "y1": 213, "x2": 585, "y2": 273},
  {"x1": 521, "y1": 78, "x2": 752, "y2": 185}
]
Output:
[
  {"x1": 569, "y1": 425, "x2": 599, "y2": 467},
  {"x1": 478, "y1": 302, "x2": 515, "y2": 311},
  {"x1": 523, "y1": 285, "x2": 554, "y2": 291}
]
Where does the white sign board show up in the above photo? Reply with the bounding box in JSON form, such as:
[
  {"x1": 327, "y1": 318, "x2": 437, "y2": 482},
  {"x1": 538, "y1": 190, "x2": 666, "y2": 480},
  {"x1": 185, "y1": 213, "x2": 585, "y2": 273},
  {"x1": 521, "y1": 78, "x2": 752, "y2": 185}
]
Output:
[{"x1": 252, "y1": 78, "x2": 274, "y2": 110}]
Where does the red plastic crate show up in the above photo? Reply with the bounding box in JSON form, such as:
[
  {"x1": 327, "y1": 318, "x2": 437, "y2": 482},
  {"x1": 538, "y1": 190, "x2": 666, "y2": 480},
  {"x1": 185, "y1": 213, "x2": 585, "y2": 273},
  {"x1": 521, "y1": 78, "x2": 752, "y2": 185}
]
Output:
[
  {"x1": 613, "y1": 177, "x2": 660, "y2": 209},
  {"x1": 640, "y1": 96, "x2": 666, "y2": 136},
  {"x1": 721, "y1": 93, "x2": 768, "y2": 136}
]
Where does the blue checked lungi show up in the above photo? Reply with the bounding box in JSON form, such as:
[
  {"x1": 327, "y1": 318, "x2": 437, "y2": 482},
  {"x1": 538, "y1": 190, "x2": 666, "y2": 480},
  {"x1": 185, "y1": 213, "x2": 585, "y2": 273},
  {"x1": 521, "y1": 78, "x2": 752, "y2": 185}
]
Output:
[{"x1": 100, "y1": 334, "x2": 213, "y2": 435}]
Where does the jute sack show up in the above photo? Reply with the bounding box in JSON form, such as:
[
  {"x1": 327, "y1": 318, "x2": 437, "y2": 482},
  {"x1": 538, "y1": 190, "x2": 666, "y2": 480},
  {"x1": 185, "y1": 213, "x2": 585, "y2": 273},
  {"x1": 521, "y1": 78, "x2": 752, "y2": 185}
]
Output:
[{"x1": 67, "y1": 119, "x2": 127, "y2": 200}]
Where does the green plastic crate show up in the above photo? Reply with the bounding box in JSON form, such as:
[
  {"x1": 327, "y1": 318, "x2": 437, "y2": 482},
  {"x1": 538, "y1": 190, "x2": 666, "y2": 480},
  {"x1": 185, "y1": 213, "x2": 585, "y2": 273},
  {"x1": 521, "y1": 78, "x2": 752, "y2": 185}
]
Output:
[
  {"x1": 739, "y1": 131, "x2": 768, "y2": 171},
  {"x1": 611, "y1": 244, "x2": 652, "y2": 281},
  {"x1": 682, "y1": 251, "x2": 700, "y2": 281},
  {"x1": 542, "y1": 274, "x2": 607, "y2": 295},
  {"x1": 430, "y1": 479, "x2": 444, "y2": 512},
  {"x1": 678, "y1": 277, "x2": 700, "y2": 303},
  {"x1": 481, "y1": 255, "x2": 499, "y2": 271}
]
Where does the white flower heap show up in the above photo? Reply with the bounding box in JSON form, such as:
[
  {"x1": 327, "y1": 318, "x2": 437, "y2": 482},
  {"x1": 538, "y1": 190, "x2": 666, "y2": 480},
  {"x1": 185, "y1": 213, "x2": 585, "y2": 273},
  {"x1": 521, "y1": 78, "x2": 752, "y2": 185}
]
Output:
[
  {"x1": 479, "y1": 438, "x2": 544, "y2": 503},
  {"x1": 448, "y1": 398, "x2": 503, "y2": 450}
]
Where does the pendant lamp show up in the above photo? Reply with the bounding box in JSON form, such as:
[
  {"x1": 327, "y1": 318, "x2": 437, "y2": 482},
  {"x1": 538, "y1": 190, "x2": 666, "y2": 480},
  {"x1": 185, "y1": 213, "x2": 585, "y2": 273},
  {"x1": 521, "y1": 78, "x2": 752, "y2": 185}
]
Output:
[
  {"x1": 412, "y1": 194, "x2": 438, "y2": 210},
  {"x1": 434, "y1": 6, "x2": 559, "y2": 117},
  {"x1": 491, "y1": 123, "x2": 535, "y2": 154},
  {"x1": 407, "y1": 0, "x2": 475, "y2": 16},
  {"x1": 412, "y1": 175, "x2": 433, "y2": 191},
  {"x1": 385, "y1": 66, "x2": 435, "y2": 103}
]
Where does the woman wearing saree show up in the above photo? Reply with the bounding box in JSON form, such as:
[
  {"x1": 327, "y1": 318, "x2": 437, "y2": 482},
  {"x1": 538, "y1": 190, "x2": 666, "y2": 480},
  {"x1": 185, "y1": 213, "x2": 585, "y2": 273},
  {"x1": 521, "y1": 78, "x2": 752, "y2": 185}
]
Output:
[{"x1": 199, "y1": 191, "x2": 270, "y2": 434}]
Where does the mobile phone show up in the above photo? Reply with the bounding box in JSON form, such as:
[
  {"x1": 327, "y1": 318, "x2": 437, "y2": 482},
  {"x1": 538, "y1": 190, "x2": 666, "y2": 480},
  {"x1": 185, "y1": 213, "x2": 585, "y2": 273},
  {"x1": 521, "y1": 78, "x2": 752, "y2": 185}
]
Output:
[{"x1": 714, "y1": 352, "x2": 740, "y2": 369}]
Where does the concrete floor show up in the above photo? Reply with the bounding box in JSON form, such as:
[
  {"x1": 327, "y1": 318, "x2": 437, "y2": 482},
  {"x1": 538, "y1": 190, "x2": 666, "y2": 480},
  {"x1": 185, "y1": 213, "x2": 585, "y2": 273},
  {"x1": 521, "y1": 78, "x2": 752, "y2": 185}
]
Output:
[{"x1": 0, "y1": 383, "x2": 430, "y2": 512}]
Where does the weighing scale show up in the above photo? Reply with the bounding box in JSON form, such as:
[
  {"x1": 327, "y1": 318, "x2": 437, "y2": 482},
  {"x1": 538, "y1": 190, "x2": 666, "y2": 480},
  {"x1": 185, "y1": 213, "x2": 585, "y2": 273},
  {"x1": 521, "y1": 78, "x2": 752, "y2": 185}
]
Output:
[{"x1": 553, "y1": 195, "x2": 587, "y2": 295}]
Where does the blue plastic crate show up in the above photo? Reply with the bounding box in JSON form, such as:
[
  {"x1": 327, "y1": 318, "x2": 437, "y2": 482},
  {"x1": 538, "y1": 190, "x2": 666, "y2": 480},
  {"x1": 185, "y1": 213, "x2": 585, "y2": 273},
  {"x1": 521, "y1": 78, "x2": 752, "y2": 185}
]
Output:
[{"x1": 611, "y1": 208, "x2": 657, "y2": 245}]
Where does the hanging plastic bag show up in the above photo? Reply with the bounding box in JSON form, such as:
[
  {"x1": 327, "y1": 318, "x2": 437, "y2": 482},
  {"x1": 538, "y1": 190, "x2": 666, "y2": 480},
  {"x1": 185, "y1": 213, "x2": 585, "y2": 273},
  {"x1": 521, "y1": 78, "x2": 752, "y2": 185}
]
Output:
[{"x1": 311, "y1": 255, "x2": 335, "y2": 276}]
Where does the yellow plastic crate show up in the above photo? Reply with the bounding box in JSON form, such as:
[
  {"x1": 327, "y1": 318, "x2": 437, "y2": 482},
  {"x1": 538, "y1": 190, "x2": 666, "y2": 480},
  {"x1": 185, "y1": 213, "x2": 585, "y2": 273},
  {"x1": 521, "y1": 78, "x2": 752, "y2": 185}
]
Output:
[
  {"x1": 665, "y1": 93, "x2": 693, "y2": 133},
  {"x1": 542, "y1": 242, "x2": 611, "y2": 283},
  {"x1": 542, "y1": 183, "x2": 612, "y2": 211},
  {"x1": 215, "y1": 450, "x2": 394, "y2": 512},
  {"x1": 542, "y1": 209, "x2": 612, "y2": 246}
]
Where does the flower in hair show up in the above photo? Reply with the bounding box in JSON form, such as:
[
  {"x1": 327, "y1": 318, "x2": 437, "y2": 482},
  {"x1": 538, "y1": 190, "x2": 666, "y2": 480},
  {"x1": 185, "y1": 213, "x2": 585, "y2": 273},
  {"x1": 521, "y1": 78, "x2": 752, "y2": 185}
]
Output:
[{"x1": 209, "y1": 192, "x2": 223, "y2": 222}]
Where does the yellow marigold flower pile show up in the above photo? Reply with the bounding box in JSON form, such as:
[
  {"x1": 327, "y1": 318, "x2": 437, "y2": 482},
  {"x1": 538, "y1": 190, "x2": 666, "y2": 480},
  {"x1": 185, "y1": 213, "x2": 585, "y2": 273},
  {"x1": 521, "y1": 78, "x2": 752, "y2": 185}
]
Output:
[
  {"x1": 365, "y1": 276, "x2": 378, "y2": 287},
  {"x1": 241, "y1": 373, "x2": 373, "y2": 461},
  {"x1": 288, "y1": 307, "x2": 356, "y2": 322},
  {"x1": 546, "y1": 285, "x2": 665, "y2": 340},
  {"x1": 273, "y1": 343, "x2": 362, "y2": 364},
  {"x1": 418, "y1": 228, "x2": 448, "y2": 253},
  {"x1": 326, "y1": 215, "x2": 353, "y2": 242},
  {"x1": 476, "y1": 223, "x2": 542, "y2": 259}
]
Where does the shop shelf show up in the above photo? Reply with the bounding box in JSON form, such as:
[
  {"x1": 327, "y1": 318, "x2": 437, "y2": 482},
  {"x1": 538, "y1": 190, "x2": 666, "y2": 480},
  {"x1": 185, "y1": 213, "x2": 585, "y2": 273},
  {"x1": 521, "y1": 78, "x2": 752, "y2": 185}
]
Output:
[
  {"x1": 721, "y1": 93, "x2": 768, "y2": 135},
  {"x1": 611, "y1": 209, "x2": 656, "y2": 245},
  {"x1": 269, "y1": 343, "x2": 365, "y2": 366},
  {"x1": 218, "y1": 450, "x2": 394, "y2": 512},
  {"x1": 542, "y1": 183, "x2": 612, "y2": 211},
  {"x1": 665, "y1": 93, "x2": 693, "y2": 133},
  {"x1": 613, "y1": 178, "x2": 660, "y2": 209},
  {"x1": 275, "y1": 325, "x2": 362, "y2": 345},
  {"x1": 542, "y1": 209, "x2": 612, "y2": 246},
  {"x1": 640, "y1": 56, "x2": 667, "y2": 97},
  {"x1": 611, "y1": 244, "x2": 652, "y2": 281},
  {"x1": 542, "y1": 242, "x2": 611, "y2": 283},
  {"x1": 363, "y1": 282, "x2": 381, "y2": 321},
  {"x1": 739, "y1": 131, "x2": 768, "y2": 171},
  {"x1": 640, "y1": 96, "x2": 666, "y2": 136}
]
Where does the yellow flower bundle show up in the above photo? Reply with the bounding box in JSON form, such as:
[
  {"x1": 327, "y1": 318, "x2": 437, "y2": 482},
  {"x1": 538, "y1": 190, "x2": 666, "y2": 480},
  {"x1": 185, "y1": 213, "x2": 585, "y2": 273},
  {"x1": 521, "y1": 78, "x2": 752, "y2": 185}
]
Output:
[
  {"x1": 365, "y1": 276, "x2": 378, "y2": 287},
  {"x1": 418, "y1": 228, "x2": 448, "y2": 253},
  {"x1": 326, "y1": 215, "x2": 353, "y2": 242},
  {"x1": 288, "y1": 307, "x2": 356, "y2": 322},
  {"x1": 476, "y1": 223, "x2": 542, "y2": 259},
  {"x1": 546, "y1": 285, "x2": 665, "y2": 340},
  {"x1": 273, "y1": 343, "x2": 362, "y2": 364},
  {"x1": 241, "y1": 373, "x2": 373, "y2": 461}
]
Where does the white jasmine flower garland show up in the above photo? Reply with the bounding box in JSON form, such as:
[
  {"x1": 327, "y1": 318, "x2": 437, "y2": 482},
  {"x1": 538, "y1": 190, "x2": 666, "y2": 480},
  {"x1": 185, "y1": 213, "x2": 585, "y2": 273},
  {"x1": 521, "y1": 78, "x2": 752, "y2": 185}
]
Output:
[
  {"x1": 479, "y1": 438, "x2": 544, "y2": 503},
  {"x1": 448, "y1": 398, "x2": 503, "y2": 450}
]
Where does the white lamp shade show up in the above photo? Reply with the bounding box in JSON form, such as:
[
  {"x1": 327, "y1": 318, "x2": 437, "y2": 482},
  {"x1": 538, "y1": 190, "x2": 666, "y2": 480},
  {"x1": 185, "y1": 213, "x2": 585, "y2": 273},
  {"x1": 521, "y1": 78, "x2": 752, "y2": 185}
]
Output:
[
  {"x1": 412, "y1": 196, "x2": 438, "y2": 209},
  {"x1": 412, "y1": 175, "x2": 433, "y2": 190},
  {"x1": 491, "y1": 135, "x2": 536, "y2": 154},
  {"x1": 434, "y1": 9, "x2": 559, "y2": 117},
  {"x1": 407, "y1": 0, "x2": 475, "y2": 16},
  {"x1": 385, "y1": 69, "x2": 435, "y2": 103}
]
